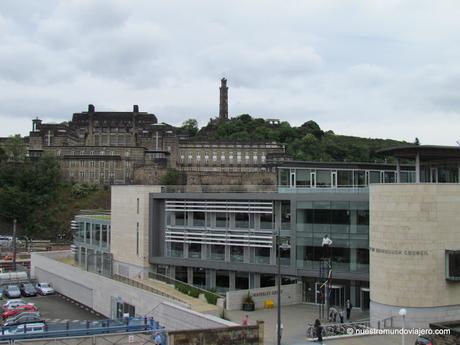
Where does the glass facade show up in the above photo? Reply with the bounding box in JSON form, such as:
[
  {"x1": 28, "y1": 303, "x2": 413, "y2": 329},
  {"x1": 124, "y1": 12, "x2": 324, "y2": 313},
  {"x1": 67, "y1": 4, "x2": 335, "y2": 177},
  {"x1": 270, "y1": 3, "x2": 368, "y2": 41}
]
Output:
[
  {"x1": 73, "y1": 214, "x2": 111, "y2": 276},
  {"x1": 296, "y1": 201, "x2": 369, "y2": 273}
]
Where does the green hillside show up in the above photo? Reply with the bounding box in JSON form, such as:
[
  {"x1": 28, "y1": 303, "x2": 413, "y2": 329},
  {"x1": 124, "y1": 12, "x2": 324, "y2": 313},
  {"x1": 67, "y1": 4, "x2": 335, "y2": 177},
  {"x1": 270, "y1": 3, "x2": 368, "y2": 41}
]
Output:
[{"x1": 195, "y1": 115, "x2": 411, "y2": 162}]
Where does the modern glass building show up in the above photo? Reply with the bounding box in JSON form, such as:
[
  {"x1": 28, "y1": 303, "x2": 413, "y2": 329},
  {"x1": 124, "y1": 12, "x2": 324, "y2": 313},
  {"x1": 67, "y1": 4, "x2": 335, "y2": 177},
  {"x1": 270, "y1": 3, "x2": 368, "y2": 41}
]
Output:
[
  {"x1": 147, "y1": 160, "x2": 420, "y2": 309},
  {"x1": 72, "y1": 212, "x2": 112, "y2": 276}
]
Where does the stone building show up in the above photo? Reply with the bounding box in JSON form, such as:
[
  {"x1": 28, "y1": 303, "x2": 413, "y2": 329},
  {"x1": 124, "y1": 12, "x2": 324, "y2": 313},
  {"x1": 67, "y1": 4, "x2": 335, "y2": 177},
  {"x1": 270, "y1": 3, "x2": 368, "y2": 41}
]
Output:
[{"x1": 28, "y1": 104, "x2": 175, "y2": 184}]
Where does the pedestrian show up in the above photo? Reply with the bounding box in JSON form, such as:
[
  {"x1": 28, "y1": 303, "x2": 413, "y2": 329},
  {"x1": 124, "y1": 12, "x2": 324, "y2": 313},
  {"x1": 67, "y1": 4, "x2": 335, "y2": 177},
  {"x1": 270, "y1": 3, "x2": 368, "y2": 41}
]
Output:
[
  {"x1": 314, "y1": 319, "x2": 323, "y2": 343},
  {"x1": 154, "y1": 332, "x2": 162, "y2": 345},
  {"x1": 242, "y1": 314, "x2": 249, "y2": 326},
  {"x1": 346, "y1": 299, "x2": 353, "y2": 320},
  {"x1": 339, "y1": 310, "x2": 344, "y2": 323}
]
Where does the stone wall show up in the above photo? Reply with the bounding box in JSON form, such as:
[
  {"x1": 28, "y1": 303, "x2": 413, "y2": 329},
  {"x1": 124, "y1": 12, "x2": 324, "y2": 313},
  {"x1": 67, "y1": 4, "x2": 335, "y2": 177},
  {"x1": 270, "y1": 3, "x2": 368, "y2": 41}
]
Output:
[
  {"x1": 225, "y1": 283, "x2": 302, "y2": 311},
  {"x1": 369, "y1": 184, "x2": 460, "y2": 328}
]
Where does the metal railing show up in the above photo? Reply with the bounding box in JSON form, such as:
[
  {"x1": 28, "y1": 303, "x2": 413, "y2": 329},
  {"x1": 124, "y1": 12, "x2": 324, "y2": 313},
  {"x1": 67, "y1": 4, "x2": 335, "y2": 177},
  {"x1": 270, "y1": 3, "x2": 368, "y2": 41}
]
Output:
[
  {"x1": 0, "y1": 317, "x2": 163, "y2": 341},
  {"x1": 161, "y1": 185, "x2": 277, "y2": 193},
  {"x1": 148, "y1": 271, "x2": 224, "y2": 300},
  {"x1": 112, "y1": 274, "x2": 191, "y2": 308}
]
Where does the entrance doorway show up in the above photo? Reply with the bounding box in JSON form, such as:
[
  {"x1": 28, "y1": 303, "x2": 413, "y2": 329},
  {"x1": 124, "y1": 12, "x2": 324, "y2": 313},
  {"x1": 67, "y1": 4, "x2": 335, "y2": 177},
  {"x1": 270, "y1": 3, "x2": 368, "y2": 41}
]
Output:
[
  {"x1": 314, "y1": 283, "x2": 345, "y2": 308},
  {"x1": 360, "y1": 287, "x2": 370, "y2": 310}
]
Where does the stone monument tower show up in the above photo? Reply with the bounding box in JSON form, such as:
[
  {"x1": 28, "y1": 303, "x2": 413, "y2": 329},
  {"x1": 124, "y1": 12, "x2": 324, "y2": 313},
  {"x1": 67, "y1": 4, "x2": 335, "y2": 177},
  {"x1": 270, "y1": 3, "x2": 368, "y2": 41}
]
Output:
[{"x1": 219, "y1": 78, "x2": 228, "y2": 121}]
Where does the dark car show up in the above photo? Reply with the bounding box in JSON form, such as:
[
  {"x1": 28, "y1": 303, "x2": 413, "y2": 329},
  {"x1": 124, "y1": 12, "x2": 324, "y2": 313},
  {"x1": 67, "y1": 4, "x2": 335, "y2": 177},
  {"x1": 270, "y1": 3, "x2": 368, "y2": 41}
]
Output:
[
  {"x1": 415, "y1": 335, "x2": 432, "y2": 345},
  {"x1": 19, "y1": 283, "x2": 37, "y2": 297}
]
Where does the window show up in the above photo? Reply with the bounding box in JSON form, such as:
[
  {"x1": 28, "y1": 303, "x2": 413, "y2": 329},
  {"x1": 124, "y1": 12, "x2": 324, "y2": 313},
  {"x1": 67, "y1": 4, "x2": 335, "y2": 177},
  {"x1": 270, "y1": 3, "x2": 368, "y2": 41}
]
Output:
[
  {"x1": 175, "y1": 212, "x2": 186, "y2": 226},
  {"x1": 210, "y1": 245, "x2": 225, "y2": 260},
  {"x1": 136, "y1": 222, "x2": 139, "y2": 256},
  {"x1": 254, "y1": 247, "x2": 270, "y2": 264},
  {"x1": 279, "y1": 169, "x2": 289, "y2": 187},
  {"x1": 193, "y1": 212, "x2": 205, "y2": 227},
  {"x1": 193, "y1": 268, "x2": 206, "y2": 288},
  {"x1": 296, "y1": 169, "x2": 310, "y2": 187},
  {"x1": 235, "y1": 272, "x2": 249, "y2": 290},
  {"x1": 316, "y1": 170, "x2": 331, "y2": 187},
  {"x1": 235, "y1": 213, "x2": 249, "y2": 228},
  {"x1": 189, "y1": 243, "x2": 201, "y2": 259},
  {"x1": 216, "y1": 271, "x2": 230, "y2": 292},
  {"x1": 175, "y1": 266, "x2": 188, "y2": 282},
  {"x1": 446, "y1": 250, "x2": 460, "y2": 281},
  {"x1": 170, "y1": 242, "x2": 183, "y2": 257},
  {"x1": 337, "y1": 170, "x2": 353, "y2": 187},
  {"x1": 260, "y1": 213, "x2": 273, "y2": 230},
  {"x1": 230, "y1": 246, "x2": 244, "y2": 263},
  {"x1": 354, "y1": 171, "x2": 366, "y2": 187},
  {"x1": 215, "y1": 213, "x2": 227, "y2": 228},
  {"x1": 260, "y1": 274, "x2": 276, "y2": 288}
]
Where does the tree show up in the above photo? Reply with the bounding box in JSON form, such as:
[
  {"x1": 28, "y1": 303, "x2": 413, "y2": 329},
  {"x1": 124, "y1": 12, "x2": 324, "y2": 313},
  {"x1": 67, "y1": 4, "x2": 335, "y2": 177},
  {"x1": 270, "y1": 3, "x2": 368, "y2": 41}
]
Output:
[
  {"x1": 182, "y1": 119, "x2": 199, "y2": 136},
  {"x1": 3, "y1": 135, "x2": 26, "y2": 162},
  {"x1": 0, "y1": 147, "x2": 6, "y2": 162},
  {"x1": 160, "y1": 168, "x2": 183, "y2": 185}
]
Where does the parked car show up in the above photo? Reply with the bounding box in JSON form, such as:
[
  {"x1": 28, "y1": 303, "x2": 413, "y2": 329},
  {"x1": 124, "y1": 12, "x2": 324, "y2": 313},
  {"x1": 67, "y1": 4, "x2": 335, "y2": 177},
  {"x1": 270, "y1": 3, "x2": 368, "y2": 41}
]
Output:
[
  {"x1": 19, "y1": 283, "x2": 37, "y2": 297},
  {"x1": 2, "y1": 322, "x2": 46, "y2": 336},
  {"x1": 415, "y1": 335, "x2": 433, "y2": 345},
  {"x1": 35, "y1": 283, "x2": 54, "y2": 296},
  {"x1": 5, "y1": 286, "x2": 21, "y2": 299},
  {"x1": 2, "y1": 304, "x2": 37, "y2": 320},
  {"x1": 2, "y1": 299, "x2": 26, "y2": 310},
  {"x1": 0, "y1": 287, "x2": 4, "y2": 300},
  {"x1": 3, "y1": 312, "x2": 42, "y2": 326}
]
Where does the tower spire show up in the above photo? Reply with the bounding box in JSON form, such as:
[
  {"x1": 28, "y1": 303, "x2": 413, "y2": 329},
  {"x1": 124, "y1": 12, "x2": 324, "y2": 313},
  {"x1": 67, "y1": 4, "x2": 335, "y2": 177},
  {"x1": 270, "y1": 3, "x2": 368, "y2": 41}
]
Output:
[{"x1": 219, "y1": 77, "x2": 228, "y2": 121}]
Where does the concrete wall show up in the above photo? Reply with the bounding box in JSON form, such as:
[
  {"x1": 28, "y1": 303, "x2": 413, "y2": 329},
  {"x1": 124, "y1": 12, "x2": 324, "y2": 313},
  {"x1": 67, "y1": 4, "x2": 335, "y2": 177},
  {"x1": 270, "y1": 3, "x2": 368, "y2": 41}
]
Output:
[
  {"x1": 31, "y1": 251, "x2": 236, "y2": 331},
  {"x1": 149, "y1": 301, "x2": 236, "y2": 331},
  {"x1": 369, "y1": 184, "x2": 460, "y2": 327},
  {"x1": 225, "y1": 283, "x2": 302, "y2": 311},
  {"x1": 111, "y1": 185, "x2": 162, "y2": 278}
]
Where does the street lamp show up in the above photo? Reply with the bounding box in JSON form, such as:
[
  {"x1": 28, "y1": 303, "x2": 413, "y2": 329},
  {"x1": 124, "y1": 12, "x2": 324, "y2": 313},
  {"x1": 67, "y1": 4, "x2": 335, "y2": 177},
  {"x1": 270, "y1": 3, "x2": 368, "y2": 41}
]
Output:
[
  {"x1": 399, "y1": 308, "x2": 407, "y2": 345},
  {"x1": 277, "y1": 235, "x2": 290, "y2": 345}
]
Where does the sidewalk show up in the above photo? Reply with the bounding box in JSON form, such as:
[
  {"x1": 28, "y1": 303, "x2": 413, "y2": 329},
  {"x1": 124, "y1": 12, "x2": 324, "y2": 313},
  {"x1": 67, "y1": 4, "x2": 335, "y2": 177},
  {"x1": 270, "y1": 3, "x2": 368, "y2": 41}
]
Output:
[{"x1": 225, "y1": 303, "x2": 369, "y2": 345}]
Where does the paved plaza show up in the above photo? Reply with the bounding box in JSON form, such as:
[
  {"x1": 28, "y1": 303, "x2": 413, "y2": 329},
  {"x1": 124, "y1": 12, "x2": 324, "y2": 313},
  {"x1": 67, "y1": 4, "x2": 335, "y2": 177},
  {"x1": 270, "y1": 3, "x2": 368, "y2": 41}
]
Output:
[{"x1": 225, "y1": 303, "x2": 417, "y2": 345}]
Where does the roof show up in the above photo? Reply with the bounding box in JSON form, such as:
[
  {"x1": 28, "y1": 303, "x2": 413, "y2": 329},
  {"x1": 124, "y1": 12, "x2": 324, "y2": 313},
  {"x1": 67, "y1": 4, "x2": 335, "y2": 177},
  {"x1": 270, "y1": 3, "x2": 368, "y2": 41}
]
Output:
[
  {"x1": 279, "y1": 160, "x2": 413, "y2": 170},
  {"x1": 377, "y1": 145, "x2": 460, "y2": 160}
]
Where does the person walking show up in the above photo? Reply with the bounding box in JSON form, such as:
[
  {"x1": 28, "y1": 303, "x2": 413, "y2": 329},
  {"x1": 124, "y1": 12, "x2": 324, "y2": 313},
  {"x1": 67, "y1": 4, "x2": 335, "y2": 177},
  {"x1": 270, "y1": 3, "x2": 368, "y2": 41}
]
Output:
[
  {"x1": 314, "y1": 319, "x2": 323, "y2": 343},
  {"x1": 242, "y1": 314, "x2": 249, "y2": 326},
  {"x1": 346, "y1": 299, "x2": 353, "y2": 320}
]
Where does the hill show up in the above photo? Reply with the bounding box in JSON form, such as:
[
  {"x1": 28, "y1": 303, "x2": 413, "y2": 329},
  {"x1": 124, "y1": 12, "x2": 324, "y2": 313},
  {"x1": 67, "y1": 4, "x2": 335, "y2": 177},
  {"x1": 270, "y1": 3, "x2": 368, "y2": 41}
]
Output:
[{"x1": 195, "y1": 115, "x2": 411, "y2": 162}]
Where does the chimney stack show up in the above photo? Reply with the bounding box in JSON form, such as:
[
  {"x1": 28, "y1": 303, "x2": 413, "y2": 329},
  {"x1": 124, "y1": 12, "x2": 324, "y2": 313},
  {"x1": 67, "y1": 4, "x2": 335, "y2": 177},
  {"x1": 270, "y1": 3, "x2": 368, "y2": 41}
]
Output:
[
  {"x1": 133, "y1": 105, "x2": 139, "y2": 113},
  {"x1": 88, "y1": 104, "x2": 95, "y2": 113}
]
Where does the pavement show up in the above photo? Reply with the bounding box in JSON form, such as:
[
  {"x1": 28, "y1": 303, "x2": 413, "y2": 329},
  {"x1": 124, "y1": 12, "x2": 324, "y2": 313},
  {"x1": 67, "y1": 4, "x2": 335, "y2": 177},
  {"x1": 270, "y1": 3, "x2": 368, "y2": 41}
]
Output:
[{"x1": 225, "y1": 304, "x2": 417, "y2": 345}]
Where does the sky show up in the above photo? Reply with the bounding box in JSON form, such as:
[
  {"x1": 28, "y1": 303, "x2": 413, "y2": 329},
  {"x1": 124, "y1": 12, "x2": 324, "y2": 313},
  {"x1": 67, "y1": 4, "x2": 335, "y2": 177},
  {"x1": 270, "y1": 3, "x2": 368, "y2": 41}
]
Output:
[{"x1": 0, "y1": 0, "x2": 460, "y2": 144}]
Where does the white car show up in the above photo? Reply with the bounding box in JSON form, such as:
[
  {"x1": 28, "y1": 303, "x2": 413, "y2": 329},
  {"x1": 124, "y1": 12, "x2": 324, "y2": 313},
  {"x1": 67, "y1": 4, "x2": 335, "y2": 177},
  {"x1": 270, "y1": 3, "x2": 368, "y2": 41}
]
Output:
[
  {"x1": 3, "y1": 322, "x2": 46, "y2": 336},
  {"x1": 2, "y1": 299, "x2": 26, "y2": 310},
  {"x1": 35, "y1": 283, "x2": 54, "y2": 295}
]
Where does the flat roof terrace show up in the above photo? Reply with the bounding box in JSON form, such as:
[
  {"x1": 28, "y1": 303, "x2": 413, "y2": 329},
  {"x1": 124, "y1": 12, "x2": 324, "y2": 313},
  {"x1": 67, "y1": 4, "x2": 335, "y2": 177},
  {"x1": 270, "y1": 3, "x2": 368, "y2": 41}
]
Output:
[{"x1": 378, "y1": 145, "x2": 460, "y2": 183}]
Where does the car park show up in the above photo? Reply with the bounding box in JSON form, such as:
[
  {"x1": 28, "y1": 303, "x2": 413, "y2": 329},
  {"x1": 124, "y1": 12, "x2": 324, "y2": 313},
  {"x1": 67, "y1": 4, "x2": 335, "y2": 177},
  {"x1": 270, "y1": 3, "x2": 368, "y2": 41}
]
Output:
[
  {"x1": 5, "y1": 286, "x2": 21, "y2": 299},
  {"x1": 35, "y1": 283, "x2": 54, "y2": 296},
  {"x1": 2, "y1": 322, "x2": 46, "y2": 336},
  {"x1": 19, "y1": 283, "x2": 37, "y2": 297},
  {"x1": 2, "y1": 304, "x2": 37, "y2": 320},
  {"x1": 3, "y1": 312, "x2": 42, "y2": 326},
  {"x1": 2, "y1": 300, "x2": 26, "y2": 311}
]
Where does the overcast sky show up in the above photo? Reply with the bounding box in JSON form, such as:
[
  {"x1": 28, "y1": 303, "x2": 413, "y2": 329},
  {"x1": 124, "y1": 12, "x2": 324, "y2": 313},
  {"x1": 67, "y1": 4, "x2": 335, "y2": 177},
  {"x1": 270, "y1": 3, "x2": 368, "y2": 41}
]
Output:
[{"x1": 1, "y1": 0, "x2": 459, "y2": 144}]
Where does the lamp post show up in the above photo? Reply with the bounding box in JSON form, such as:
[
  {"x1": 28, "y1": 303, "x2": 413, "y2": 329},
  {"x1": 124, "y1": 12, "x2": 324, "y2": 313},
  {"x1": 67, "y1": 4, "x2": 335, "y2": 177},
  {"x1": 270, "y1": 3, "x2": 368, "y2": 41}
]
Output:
[
  {"x1": 399, "y1": 308, "x2": 407, "y2": 345},
  {"x1": 277, "y1": 235, "x2": 290, "y2": 345},
  {"x1": 12, "y1": 219, "x2": 17, "y2": 271}
]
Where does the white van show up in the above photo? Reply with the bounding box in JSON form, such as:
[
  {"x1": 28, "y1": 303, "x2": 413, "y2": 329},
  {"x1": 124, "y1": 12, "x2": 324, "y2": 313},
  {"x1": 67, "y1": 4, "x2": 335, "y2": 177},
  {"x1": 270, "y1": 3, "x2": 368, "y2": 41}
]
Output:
[{"x1": 3, "y1": 322, "x2": 46, "y2": 336}]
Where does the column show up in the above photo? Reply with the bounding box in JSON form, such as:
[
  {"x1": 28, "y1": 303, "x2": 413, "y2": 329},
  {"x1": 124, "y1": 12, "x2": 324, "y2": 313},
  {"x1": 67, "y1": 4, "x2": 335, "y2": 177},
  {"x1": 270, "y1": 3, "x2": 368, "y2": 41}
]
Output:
[
  {"x1": 187, "y1": 267, "x2": 193, "y2": 285},
  {"x1": 415, "y1": 153, "x2": 420, "y2": 183},
  {"x1": 229, "y1": 271, "x2": 236, "y2": 290},
  {"x1": 396, "y1": 158, "x2": 401, "y2": 183}
]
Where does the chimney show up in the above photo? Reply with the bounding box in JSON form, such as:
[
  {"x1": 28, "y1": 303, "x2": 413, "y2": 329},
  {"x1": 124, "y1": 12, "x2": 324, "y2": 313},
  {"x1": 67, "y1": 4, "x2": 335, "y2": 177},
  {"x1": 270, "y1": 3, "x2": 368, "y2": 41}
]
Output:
[
  {"x1": 133, "y1": 105, "x2": 139, "y2": 113},
  {"x1": 88, "y1": 104, "x2": 95, "y2": 113},
  {"x1": 32, "y1": 117, "x2": 42, "y2": 132}
]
